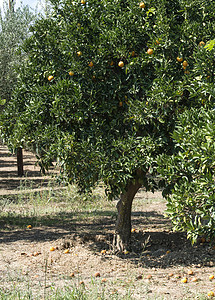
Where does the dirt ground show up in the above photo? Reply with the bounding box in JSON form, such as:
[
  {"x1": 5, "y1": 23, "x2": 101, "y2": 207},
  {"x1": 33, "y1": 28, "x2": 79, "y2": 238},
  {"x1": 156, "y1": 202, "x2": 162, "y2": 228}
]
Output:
[{"x1": 1, "y1": 144, "x2": 215, "y2": 299}]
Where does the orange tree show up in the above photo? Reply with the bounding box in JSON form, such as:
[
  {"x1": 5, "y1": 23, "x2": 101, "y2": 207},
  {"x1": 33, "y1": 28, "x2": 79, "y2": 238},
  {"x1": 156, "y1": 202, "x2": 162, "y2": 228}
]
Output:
[
  {"x1": 2, "y1": 0, "x2": 215, "y2": 250},
  {"x1": 158, "y1": 44, "x2": 215, "y2": 244}
]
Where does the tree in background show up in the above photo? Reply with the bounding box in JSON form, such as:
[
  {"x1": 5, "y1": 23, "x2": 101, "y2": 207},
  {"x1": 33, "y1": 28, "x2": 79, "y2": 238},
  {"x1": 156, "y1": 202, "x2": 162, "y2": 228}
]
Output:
[
  {"x1": 0, "y1": 0, "x2": 36, "y2": 102},
  {"x1": 0, "y1": 0, "x2": 36, "y2": 175},
  {"x1": 1, "y1": 0, "x2": 215, "y2": 250}
]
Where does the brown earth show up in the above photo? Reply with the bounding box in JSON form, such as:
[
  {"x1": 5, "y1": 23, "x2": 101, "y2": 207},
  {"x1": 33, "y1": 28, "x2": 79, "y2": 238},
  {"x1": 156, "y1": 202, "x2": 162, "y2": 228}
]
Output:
[{"x1": 0, "y1": 144, "x2": 215, "y2": 299}]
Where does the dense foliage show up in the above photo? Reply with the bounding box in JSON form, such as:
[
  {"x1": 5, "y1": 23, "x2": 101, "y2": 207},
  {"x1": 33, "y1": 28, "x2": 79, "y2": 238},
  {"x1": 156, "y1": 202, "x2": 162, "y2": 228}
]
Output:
[
  {"x1": 159, "y1": 45, "x2": 215, "y2": 243},
  {"x1": 1, "y1": 0, "x2": 215, "y2": 243}
]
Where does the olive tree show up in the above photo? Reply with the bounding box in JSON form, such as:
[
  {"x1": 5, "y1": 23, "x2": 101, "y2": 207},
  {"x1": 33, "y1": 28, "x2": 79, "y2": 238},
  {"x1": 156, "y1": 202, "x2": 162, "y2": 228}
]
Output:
[
  {"x1": 2, "y1": 0, "x2": 215, "y2": 250},
  {"x1": 0, "y1": 0, "x2": 36, "y2": 174}
]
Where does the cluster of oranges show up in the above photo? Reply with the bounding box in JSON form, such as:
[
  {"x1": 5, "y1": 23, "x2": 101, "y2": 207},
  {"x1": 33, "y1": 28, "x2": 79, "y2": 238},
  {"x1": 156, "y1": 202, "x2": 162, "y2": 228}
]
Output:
[
  {"x1": 46, "y1": 1, "x2": 155, "y2": 81},
  {"x1": 47, "y1": 44, "x2": 155, "y2": 82},
  {"x1": 176, "y1": 56, "x2": 189, "y2": 74},
  {"x1": 176, "y1": 41, "x2": 205, "y2": 75}
]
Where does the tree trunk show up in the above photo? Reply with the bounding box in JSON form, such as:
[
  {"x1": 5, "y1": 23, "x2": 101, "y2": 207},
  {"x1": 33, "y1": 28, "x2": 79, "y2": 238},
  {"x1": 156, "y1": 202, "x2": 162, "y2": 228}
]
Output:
[
  {"x1": 113, "y1": 180, "x2": 141, "y2": 252},
  {"x1": 17, "y1": 147, "x2": 24, "y2": 176}
]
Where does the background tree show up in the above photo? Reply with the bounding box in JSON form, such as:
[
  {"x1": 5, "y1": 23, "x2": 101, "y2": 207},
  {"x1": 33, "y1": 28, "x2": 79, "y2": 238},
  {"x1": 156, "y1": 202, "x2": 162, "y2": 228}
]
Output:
[
  {"x1": 2, "y1": 0, "x2": 215, "y2": 251},
  {"x1": 0, "y1": 0, "x2": 36, "y2": 175}
]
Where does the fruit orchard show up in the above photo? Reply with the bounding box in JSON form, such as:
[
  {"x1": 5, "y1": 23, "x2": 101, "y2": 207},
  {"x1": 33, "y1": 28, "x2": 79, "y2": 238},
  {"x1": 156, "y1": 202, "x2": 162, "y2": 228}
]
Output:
[{"x1": 1, "y1": 0, "x2": 215, "y2": 250}]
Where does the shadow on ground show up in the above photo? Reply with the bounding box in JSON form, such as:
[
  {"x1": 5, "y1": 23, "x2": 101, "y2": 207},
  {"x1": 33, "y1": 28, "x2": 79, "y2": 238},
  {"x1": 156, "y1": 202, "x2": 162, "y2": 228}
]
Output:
[{"x1": 0, "y1": 205, "x2": 214, "y2": 269}]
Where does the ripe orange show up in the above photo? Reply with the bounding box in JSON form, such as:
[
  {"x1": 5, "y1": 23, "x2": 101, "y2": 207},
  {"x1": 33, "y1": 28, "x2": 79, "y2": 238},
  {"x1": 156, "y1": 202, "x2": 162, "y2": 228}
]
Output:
[
  {"x1": 181, "y1": 277, "x2": 188, "y2": 283},
  {"x1": 191, "y1": 277, "x2": 198, "y2": 282},
  {"x1": 95, "y1": 272, "x2": 101, "y2": 277},
  {"x1": 147, "y1": 48, "x2": 153, "y2": 55},
  {"x1": 77, "y1": 51, "x2": 82, "y2": 56},
  {"x1": 177, "y1": 57, "x2": 183, "y2": 62},
  {"x1": 69, "y1": 71, "x2": 74, "y2": 76},
  {"x1": 48, "y1": 75, "x2": 54, "y2": 81},
  {"x1": 118, "y1": 61, "x2": 124, "y2": 68},
  {"x1": 182, "y1": 60, "x2": 188, "y2": 67},
  {"x1": 166, "y1": 250, "x2": 171, "y2": 254},
  {"x1": 209, "y1": 275, "x2": 214, "y2": 280},
  {"x1": 139, "y1": 2, "x2": 145, "y2": 8},
  {"x1": 69, "y1": 272, "x2": 75, "y2": 277},
  {"x1": 81, "y1": 0, "x2": 86, "y2": 4},
  {"x1": 50, "y1": 246, "x2": 55, "y2": 251},
  {"x1": 64, "y1": 249, "x2": 70, "y2": 254},
  {"x1": 131, "y1": 228, "x2": 136, "y2": 232},
  {"x1": 168, "y1": 273, "x2": 174, "y2": 277},
  {"x1": 101, "y1": 250, "x2": 106, "y2": 254},
  {"x1": 199, "y1": 41, "x2": 205, "y2": 47},
  {"x1": 208, "y1": 291, "x2": 215, "y2": 297},
  {"x1": 27, "y1": 225, "x2": 32, "y2": 229},
  {"x1": 88, "y1": 61, "x2": 94, "y2": 67},
  {"x1": 201, "y1": 237, "x2": 206, "y2": 243}
]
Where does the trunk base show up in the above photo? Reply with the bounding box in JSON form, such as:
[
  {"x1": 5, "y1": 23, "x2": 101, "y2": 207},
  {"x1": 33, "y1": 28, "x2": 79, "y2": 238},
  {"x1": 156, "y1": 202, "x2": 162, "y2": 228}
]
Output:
[
  {"x1": 113, "y1": 233, "x2": 130, "y2": 253},
  {"x1": 113, "y1": 179, "x2": 142, "y2": 252}
]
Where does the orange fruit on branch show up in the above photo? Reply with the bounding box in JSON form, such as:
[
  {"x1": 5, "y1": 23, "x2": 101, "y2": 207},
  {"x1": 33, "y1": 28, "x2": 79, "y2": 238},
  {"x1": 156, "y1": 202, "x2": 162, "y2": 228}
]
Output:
[
  {"x1": 177, "y1": 57, "x2": 183, "y2": 62},
  {"x1": 147, "y1": 48, "x2": 153, "y2": 55},
  {"x1": 139, "y1": 2, "x2": 145, "y2": 8},
  {"x1": 199, "y1": 41, "x2": 205, "y2": 47},
  {"x1": 182, "y1": 60, "x2": 188, "y2": 67},
  {"x1": 48, "y1": 75, "x2": 54, "y2": 81},
  {"x1": 118, "y1": 61, "x2": 124, "y2": 68}
]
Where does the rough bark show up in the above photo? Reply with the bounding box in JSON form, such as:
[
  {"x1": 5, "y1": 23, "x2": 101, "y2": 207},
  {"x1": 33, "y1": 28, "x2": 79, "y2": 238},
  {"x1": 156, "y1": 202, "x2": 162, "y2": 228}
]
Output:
[
  {"x1": 113, "y1": 180, "x2": 141, "y2": 252},
  {"x1": 17, "y1": 147, "x2": 24, "y2": 176}
]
